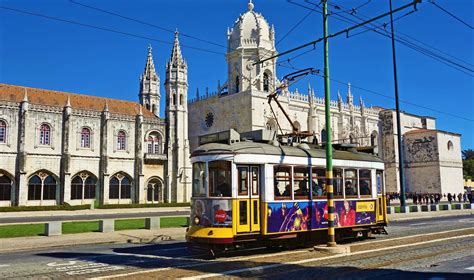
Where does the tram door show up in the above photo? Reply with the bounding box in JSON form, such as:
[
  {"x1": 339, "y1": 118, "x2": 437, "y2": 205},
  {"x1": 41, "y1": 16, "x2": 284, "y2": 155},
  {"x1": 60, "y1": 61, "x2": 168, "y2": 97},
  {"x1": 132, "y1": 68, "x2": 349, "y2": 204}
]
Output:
[
  {"x1": 236, "y1": 166, "x2": 260, "y2": 233},
  {"x1": 376, "y1": 170, "x2": 386, "y2": 222}
]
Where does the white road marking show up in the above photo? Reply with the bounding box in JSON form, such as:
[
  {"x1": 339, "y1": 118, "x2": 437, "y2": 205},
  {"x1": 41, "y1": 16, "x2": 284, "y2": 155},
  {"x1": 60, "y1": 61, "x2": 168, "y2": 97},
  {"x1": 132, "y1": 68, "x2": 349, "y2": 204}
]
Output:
[
  {"x1": 0, "y1": 264, "x2": 11, "y2": 267},
  {"x1": 458, "y1": 219, "x2": 474, "y2": 223},
  {"x1": 409, "y1": 222, "x2": 430, "y2": 226},
  {"x1": 47, "y1": 261, "x2": 124, "y2": 276},
  {"x1": 178, "y1": 234, "x2": 474, "y2": 280},
  {"x1": 466, "y1": 266, "x2": 474, "y2": 271}
]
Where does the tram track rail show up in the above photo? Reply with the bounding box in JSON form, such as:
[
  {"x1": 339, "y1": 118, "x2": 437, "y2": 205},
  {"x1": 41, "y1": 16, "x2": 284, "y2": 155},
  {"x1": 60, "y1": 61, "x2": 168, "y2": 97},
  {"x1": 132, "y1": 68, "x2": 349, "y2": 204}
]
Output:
[{"x1": 96, "y1": 227, "x2": 474, "y2": 279}]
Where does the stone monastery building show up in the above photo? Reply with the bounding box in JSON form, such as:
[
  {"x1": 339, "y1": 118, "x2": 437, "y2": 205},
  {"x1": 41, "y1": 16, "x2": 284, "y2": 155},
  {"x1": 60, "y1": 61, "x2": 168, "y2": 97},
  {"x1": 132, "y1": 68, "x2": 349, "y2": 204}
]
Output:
[
  {"x1": 188, "y1": 1, "x2": 464, "y2": 196},
  {"x1": 0, "y1": 34, "x2": 191, "y2": 207}
]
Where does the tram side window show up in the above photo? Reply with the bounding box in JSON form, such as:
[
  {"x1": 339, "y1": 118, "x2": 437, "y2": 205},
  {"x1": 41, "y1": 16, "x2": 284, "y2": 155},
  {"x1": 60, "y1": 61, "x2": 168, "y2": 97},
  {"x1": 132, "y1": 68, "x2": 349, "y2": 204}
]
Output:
[
  {"x1": 312, "y1": 168, "x2": 326, "y2": 198},
  {"x1": 238, "y1": 166, "x2": 248, "y2": 196},
  {"x1": 344, "y1": 169, "x2": 358, "y2": 197},
  {"x1": 376, "y1": 170, "x2": 384, "y2": 195},
  {"x1": 274, "y1": 165, "x2": 292, "y2": 200},
  {"x1": 334, "y1": 168, "x2": 344, "y2": 197},
  {"x1": 192, "y1": 162, "x2": 206, "y2": 197},
  {"x1": 294, "y1": 166, "x2": 310, "y2": 199},
  {"x1": 209, "y1": 161, "x2": 232, "y2": 197},
  {"x1": 359, "y1": 169, "x2": 372, "y2": 196}
]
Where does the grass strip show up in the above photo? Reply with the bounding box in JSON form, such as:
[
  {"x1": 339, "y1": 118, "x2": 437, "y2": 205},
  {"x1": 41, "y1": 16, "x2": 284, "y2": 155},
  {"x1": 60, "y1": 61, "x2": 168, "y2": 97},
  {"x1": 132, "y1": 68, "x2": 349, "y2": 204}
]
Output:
[
  {"x1": 0, "y1": 216, "x2": 188, "y2": 238},
  {"x1": 0, "y1": 223, "x2": 44, "y2": 238}
]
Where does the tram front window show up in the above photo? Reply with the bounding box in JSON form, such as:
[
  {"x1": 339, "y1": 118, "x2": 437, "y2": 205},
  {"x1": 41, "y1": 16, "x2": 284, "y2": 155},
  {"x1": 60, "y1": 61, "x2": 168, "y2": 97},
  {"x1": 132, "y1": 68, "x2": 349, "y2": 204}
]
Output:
[
  {"x1": 209, "y1": 161, "x2": 231, "y2": 197},
  {"x1": 192, "y1": 162, "x2": 206, "y2": 197}
]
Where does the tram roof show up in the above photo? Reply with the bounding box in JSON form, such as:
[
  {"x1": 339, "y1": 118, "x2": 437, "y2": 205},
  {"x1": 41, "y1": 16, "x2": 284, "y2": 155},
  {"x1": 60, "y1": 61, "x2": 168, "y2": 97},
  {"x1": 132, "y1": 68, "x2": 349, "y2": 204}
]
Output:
[{"x1": 191, "y1": 141, "x2": 383, "y2": 163}]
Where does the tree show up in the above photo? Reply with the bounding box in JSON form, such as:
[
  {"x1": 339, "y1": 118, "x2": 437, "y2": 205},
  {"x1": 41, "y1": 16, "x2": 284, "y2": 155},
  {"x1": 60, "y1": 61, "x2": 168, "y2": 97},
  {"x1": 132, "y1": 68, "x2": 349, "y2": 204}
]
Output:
[
  {"x1": 462, "y1": 149, "x2": 474, "y2": 160},
  {"x1": 463, "y1": 149, "x2": 474, "y2": 179}
]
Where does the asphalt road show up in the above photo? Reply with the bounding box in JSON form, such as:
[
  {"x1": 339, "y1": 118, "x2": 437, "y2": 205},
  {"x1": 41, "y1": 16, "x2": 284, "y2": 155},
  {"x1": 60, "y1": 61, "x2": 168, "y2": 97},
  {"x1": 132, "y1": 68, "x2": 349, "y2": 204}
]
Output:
[
  {"x1": 0, "y1": 214, "x2": 472, "y2": 279},
  {"x1": 0, "y1": 210, "x2": 190, "y2": 224}
]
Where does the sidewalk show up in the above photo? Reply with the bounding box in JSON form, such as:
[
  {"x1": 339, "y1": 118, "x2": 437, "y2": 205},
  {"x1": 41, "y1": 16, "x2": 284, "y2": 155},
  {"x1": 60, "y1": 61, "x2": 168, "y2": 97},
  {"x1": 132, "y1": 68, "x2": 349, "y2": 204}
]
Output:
[
  {"x1": 0, "y1": 227, "x2": 187, "y2": 253},
  {"x1": 388, "y1": 208, "x2": 473, "y2": 222}
]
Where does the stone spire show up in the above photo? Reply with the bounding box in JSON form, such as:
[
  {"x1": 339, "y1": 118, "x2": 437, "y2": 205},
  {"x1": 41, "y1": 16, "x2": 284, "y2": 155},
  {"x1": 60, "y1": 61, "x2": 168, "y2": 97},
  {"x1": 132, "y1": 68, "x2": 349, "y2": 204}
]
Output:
[
  {"x1": 139, "y1": 44, "x2": 160, "y2": 117},
  {"x1": 143, "y1": 45, "x2": 157, "y2": 78},
  {"x1": 347, "y1": 82, "x2": 354, "y2": 107},
  {"x1": 169, "y1": 31, "x2": 185, "y2": 67}
]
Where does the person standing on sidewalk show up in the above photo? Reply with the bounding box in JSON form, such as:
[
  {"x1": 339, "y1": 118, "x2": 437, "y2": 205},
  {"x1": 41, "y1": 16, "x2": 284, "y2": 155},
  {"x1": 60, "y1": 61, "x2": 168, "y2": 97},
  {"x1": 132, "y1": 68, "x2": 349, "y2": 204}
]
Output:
[{"x1": 447, "y1": 193, "x2": 452, "y2": 204}]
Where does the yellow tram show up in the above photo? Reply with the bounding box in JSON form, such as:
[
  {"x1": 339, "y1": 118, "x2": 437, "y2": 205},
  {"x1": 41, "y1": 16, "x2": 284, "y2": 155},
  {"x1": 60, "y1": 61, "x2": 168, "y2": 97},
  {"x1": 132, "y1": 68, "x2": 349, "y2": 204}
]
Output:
[{"x1": 186, "y1": 130, "x2": 388, "y2": 252}]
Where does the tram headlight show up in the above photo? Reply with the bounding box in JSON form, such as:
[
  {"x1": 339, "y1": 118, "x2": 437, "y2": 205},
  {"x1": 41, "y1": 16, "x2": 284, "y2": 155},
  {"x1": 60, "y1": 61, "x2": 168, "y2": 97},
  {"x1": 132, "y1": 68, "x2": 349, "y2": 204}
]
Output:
[{"x1": 194, "y1": 215, "x2": 201, "y2": 225}]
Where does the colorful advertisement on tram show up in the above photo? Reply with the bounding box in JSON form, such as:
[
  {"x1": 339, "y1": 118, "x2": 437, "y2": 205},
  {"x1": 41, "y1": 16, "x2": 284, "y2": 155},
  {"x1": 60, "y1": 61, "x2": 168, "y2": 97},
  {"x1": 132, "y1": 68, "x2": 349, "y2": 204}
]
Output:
[
  {"x1": 266, "y1": 200, "x2": 376, "y2": 233},
  {"x1": 191, "y1": 199, "x2": 233, "y2": 228}
]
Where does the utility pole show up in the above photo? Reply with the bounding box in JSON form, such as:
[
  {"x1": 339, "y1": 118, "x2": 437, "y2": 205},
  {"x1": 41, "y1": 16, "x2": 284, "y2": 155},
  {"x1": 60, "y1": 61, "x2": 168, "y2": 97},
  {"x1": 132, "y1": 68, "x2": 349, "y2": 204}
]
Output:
[
  {"x1": 389, "y1": 0, "x2": 406, "y2": 207},
  {"x1": 323, "y1": 0, "x2": 336, "y2": 247}
]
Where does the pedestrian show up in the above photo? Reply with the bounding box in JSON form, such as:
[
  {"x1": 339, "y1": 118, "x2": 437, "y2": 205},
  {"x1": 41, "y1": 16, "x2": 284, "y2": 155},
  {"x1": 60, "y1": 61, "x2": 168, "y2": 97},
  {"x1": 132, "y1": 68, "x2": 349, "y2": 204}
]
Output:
[
  {"x1": 463, "y1": 193, "x2": 468, "y2": 203},
  {"x1": 468, "y1": 193, "x2": 473, "y2": 203},
  {"x1": 458, "y1": 193, "x2": 462, "y2": 203},
  {"x1": 430, "y1": 194, "x2": 434, "y2": 204},
  {"x1": 413, "y1": 192, "x2": 417, "y2": 205},
  {"x1": 447, "y1": 193, "x2": 452, "y2": 204},
  {"x1": 386, "y1": 193, "x2": 391, "y2": 206}
]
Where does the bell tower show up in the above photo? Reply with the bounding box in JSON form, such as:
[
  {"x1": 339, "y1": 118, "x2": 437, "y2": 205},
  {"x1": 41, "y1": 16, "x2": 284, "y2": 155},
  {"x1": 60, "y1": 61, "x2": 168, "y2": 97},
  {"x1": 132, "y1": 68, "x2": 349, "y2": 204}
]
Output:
[
  {"x1": 139, "y1": 45, "x2": 160, "y2": 117},
  {"x1": 165, "y1": 31, "x2": 191, "y2": 202}
]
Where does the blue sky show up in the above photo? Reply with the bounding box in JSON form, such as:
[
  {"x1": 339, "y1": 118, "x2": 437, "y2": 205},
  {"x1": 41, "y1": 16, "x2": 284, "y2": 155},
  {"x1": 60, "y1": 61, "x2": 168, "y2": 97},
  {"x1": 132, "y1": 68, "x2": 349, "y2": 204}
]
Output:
[{"x1": 1, "y1": 0, "x2": 473, "y2": 149}]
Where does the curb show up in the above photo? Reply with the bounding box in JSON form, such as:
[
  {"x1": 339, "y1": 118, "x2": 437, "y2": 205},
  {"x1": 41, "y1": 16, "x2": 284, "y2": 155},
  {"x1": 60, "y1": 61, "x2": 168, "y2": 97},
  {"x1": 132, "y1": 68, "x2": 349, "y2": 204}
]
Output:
[
  {"x1": 0, "y1": 228, "x2": 187, "y2": 254},
  {"x1": 388, "y1": 210, "x2": 472, "y2": 222}
]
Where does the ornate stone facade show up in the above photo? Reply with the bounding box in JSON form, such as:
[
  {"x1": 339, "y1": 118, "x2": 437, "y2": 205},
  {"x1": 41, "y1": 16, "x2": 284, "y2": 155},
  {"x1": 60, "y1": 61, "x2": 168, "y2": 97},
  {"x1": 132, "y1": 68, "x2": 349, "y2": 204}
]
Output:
[
  {"x1": 0, "y1": 35, "x2": 191, "y2": 206},
  {"x1": 187, "y1": 1, "x2": 464, "y2": 195},
  {"x1": 188, "y1": 2, "x2": 380, "y2": 151}
]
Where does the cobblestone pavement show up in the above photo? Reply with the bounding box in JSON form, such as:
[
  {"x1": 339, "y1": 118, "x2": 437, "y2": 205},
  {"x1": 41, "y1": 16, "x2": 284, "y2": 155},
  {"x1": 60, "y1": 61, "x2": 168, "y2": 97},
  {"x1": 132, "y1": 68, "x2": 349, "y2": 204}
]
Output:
[{"x1": 0, "y1": 214, "x2": 472, "y2": 279}]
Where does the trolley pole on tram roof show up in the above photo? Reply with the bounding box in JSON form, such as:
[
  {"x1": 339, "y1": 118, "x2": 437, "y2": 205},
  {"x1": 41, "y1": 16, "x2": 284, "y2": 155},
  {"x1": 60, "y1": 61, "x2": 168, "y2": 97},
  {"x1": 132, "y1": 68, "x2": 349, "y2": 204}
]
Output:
[{"x1": 322, "y1": 0, "x2": 336, "y2": 247}]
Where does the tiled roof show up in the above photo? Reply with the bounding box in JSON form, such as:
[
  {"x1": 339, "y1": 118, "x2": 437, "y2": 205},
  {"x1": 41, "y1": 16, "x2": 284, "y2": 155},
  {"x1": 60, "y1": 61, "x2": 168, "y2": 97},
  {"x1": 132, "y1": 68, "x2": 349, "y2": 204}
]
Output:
[{"x1": 0, "y1": 84, "x2": 156, "y2": 118}]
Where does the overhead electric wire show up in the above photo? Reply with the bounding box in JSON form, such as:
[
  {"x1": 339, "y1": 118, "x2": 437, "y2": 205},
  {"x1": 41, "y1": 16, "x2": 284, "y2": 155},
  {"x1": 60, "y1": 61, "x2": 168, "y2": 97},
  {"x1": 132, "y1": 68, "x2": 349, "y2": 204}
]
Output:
[
  {"x1": 290, "y1": 0, "x2": 474, "y2": 76},
  {"x1": 429, "y1": 0, "x2": 473, "y2": 30},
  {"x1": 69, "y1": 0, "x2": 227, "y2": 48},
  {"x1": 0, "y1": 6, "x2": 225, "y2": 56},
  {"x1": 277, "y1": 63, "x2": 474, "y2": 123},
  {"x1": 327, "y1": 0, "x2": 474, "y2": 74},
  {"x1": 325, "y1": 0, "x2": 474, "y2": 72}
]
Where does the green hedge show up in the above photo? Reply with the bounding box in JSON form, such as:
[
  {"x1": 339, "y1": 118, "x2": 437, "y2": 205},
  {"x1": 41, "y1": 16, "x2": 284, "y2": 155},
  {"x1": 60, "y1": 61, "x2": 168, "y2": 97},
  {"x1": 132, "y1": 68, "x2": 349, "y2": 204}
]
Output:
[
  {"x1": 0, "y1": 204, "x2": 90, "y2": 212},
  {"x1": 97, "y1": 202, "x2": 190, "y2": 209}
]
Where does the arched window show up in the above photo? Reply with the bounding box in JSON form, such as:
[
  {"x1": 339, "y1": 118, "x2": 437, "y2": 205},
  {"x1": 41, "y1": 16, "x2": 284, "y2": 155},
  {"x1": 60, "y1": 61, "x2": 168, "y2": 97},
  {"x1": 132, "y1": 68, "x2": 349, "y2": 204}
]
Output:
[
  {"x1": 447, "y1": 141, "x2": 454, "y2": 151},
  {"x1": 146, "y1": 132, "x2": 162, "y2": 154},
  {"x1": 235, "y1": 75, "x2": 240, "y2": 93},
  {"x1": 321, "y1": 129, "x2": 327, "y2": 144},
  {"x1": 117, "y1": 130, "x2": 126, "y2": 150},
  {"x1": 173, "y1": 93, "x2": 177, "y2": 106},
  {"x1": 81, "y1": 127, "x2": 91, "y2": 148},
  {"x1": 265, "y1": 119, "x2": 277, "y2": 131},
  {"x1": 71, "y1": 172, "x2": 96, "y2": 200},
  {"x1": 109, "y1": 173, "x2": 132, "y2": 200},
  {"x1": 349, "y1": 134, "x2": 355, "y2": 144},
  {"x1": 28, "y1": 171, "x2": 56, "y2": 201},
  {"x1": 39, "y1": 124, "x2": 51, "y2": 145},
  {"x1": 179, "y1": 94, "x2": 183, "y2": 105},
  {"x1": 0, "y1": 120, "x2": 6, "y2": 143},
  {"x1": 0, "y1": 172, "x2": 12, "y2": 201},
  {"x1": 293, "y1": 121, "x2": 301, "y2": 132},
  {"x1": 263, "y1": 72, "x2": 270, "y2": 92},
  {"x1": 147, "y1": 178, "x2": 163, "y2": 203},
  {"x1": 370, "y1": 131, "x2": 378, "y2": 147}
]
